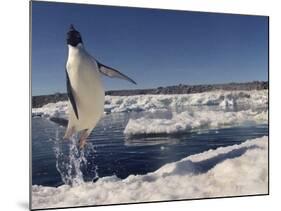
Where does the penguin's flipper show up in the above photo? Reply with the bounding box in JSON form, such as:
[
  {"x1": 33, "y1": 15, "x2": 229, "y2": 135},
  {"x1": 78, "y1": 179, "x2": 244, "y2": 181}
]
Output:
[
  {"x1": 66, "y1": 70, "x2": 79, "y2": 119},
  {"x1": 97, "y1": 62, "x2": 137, "y2": 85}
]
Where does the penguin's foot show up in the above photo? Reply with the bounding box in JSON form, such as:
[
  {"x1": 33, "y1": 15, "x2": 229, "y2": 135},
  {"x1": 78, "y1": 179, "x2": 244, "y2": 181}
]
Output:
[
  {"x1": 78, "y1": 129, "x2": 89, "y2": 149},
  {"x1": 63, "y1": 127, "x2": 74, "y2": 140},
  {"x1": 79, "y1": 139, "x2": 87, "y2": 149}
]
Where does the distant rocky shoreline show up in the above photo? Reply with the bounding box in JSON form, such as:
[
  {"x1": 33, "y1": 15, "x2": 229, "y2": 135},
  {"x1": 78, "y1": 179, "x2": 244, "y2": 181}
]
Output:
[{"x1": 32, "y1": 81, "x2": 268, "y2": 108}]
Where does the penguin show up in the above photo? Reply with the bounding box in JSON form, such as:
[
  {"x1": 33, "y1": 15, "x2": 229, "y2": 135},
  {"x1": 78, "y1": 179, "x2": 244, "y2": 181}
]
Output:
[{"x1": 64, "y1": 24, "x2": 136, "y2": 148}]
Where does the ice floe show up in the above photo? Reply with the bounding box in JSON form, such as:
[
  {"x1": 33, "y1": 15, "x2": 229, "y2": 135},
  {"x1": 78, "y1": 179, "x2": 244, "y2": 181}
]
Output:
[
  {"x1": 32, "y1": 136, "x2": 268, "y2": 209},
  {"x1": 124, "y1": 109, "x2": 268, "y2": 136}
]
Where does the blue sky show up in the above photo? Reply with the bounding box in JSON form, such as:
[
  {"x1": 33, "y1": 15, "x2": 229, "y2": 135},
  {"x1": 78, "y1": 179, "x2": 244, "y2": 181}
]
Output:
[{"x1": 31, "y1": 1, "x2": 268, "y2": 96}]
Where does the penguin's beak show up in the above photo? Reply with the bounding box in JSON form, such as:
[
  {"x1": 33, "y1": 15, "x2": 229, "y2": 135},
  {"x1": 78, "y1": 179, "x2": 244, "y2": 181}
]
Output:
[{"x1": 69, "y1": 24, "x2": 75, "y2": 31}]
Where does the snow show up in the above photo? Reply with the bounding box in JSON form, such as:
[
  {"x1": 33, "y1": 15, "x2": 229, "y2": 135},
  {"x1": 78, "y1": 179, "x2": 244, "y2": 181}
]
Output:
[{"x1": 32, "y1": 136, "x2": 268, "y2": 209}]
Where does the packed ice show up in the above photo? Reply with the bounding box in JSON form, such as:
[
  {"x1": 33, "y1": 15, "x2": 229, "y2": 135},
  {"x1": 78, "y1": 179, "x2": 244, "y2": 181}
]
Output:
[
  {"x1": 32, "y1": 90, "x2": 268, "y2": 135},
  {"x1": 104, "y1": 90, "x2": 267, "y2": 113},
  {"x1": 33, "y1": 90, "x2": 267, "y2": 118},
  {"x1": 32, "y1": 101, "x2": 68, "y2": 119}
]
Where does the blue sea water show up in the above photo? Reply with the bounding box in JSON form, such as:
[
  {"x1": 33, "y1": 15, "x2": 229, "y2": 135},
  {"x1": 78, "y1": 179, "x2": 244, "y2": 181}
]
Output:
[{"x1": 32, "y1": 112, "x2": 268, "y2": 187}]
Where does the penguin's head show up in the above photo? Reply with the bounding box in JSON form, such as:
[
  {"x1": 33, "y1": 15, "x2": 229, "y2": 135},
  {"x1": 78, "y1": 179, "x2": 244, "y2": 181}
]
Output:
[{"x1": 67, "y1": 24, "x2": 83, "y2": 47}]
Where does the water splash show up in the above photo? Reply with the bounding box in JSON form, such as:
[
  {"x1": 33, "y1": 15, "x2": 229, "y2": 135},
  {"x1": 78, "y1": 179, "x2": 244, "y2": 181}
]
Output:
[{"x1": 53, "y1": 129, "x2": 99, "y2": 186}]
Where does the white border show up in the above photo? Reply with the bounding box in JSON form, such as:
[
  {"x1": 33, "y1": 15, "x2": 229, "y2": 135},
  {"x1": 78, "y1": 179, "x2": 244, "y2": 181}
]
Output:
[{"x1": 1, "y1": 0, "x2": 280, "y2": 211}]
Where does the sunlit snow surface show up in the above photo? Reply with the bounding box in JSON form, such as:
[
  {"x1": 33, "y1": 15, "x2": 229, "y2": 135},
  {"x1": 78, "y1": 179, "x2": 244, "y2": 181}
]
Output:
[{"x1": 32, "y1": 136, "x2": 268, "y2": 209}]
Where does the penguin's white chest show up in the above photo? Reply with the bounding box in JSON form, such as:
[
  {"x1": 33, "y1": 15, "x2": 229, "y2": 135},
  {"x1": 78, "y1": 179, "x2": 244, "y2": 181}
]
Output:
[{"x1": 67, "y1": 46, "x2": 105, "y2": 132}]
